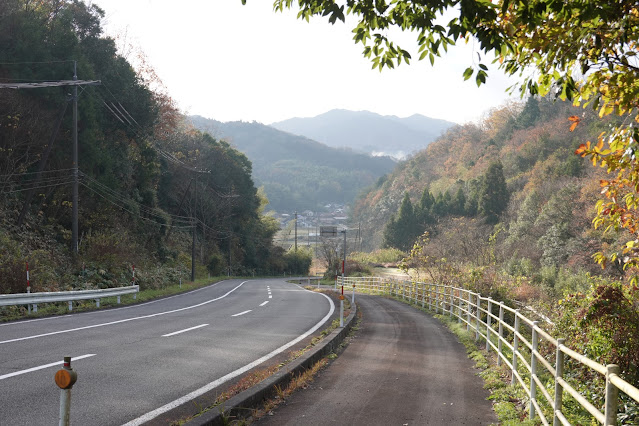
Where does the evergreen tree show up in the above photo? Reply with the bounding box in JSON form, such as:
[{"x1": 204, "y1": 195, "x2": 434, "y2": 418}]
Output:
[
  {"x1": 478, "y1": 161, "x2": 509, "y2": 224},
  {"x1": 453, "y1": 187, "x2": 466, "y2": 216},
  {"x1": 416, "y1": 186, "x2": 435, "y2": 227},
  {"x1": 383, "y1": 193, "x2": 419, "y2": 251},
  {"x1": 515, "y1": 96, "x2": 541, "y2": 129}
]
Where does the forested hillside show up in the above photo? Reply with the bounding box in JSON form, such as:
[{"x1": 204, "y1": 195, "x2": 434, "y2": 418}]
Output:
[
  {"x1": 189, "y1": 115, "x2": 396, "y2": 211},
  {"x1": 0, "y1": 0, "x2": 306, "y2": 295},
  {"x1": 354, "y1": 96, "x2": 616, "y2": 278}
]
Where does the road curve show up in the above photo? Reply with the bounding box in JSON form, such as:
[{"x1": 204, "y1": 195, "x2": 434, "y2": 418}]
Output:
[
  {"x1": 0, "y1": 278, "x2": 334, "y2": 425},
  {"x1": 257, "y1": 294, "x2": 497, "y2": 425}
]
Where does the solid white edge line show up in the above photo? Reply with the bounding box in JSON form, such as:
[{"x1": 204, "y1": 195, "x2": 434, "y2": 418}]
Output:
[
  {"x1": 0, "y1": 354, "x2": 96, "y2": 381},
  {"x1": 122, "y1": 289, "x2": 335, "y2": 426},
  {"x1": 0, "y1": 281, "x2": 249, "y2": 345},
  {"x1": 162, "y1": 324, "x2": 209, "y2": 337},
  {"x1": 231, "y1": 310, "x2": 252, "y2": 317},
  {"x1": 0, "y1": 280, "x2": 231, "y2": 328},
  {"x1": 259, "y1": 301, "x2": 269, "y2": 307}
]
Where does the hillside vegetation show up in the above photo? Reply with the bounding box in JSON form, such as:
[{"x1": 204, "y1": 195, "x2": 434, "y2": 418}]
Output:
[
  {"x1": 189, "y1": 115, "x2": 396, "y2": 211},
  {"x1": 0, "y1": 0, "x2": 309, "y2": 300},
  {"x1": 355, "y1": 97, "x2": 604, "y2": 264}
]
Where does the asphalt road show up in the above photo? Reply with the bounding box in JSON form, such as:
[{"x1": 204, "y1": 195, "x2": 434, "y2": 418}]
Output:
[
  {"x1": 258, "y1": 294, "x2": 497, "y2": 425},
  {"x1": 0, "y1": 279, "x2": 334, "y2": 425}
]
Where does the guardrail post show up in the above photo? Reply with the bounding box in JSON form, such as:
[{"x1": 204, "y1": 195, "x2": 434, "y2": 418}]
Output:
[
  {"x1": 475, "y1": 294, "x2": 481, "y2": 341},
  {"x1": 68, "y1": 301, "x2": 72, "y2": 311},
  {"x1": 486, "y1": 298, "x2": 493, "y2": 351},
  {"x1": 512, "y1": 310, "x2": 520, "y2": 385},
  {"x1": 497, "y1": 302, "x2": 504, "y2": 366},
  {"x1": 95, "y1": 299, "x2": 100, "y2": 308},
  {"x1": 604, "y1": 364, "x2": 620, "y2": 426},
  {"x1": 530, "y1": 321, "x2": 540, "y2": 419},
  {"x1": 553, "y1": 338, "x2": 565, "y2": 426}
]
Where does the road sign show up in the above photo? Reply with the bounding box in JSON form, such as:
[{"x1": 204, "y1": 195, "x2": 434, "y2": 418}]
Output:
[{"x1": 320, "y1": 226, "x2": 337, "y2": 237}]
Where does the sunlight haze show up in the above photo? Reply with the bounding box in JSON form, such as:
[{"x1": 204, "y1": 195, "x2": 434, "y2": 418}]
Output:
[{"x1": 95, "y1": 0, "x2": 518, "y2": 125}]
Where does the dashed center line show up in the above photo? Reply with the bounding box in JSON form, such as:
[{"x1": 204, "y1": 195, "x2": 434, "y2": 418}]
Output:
[
  {"x1": 162, "y1": 324, "x2": 208, "y2": 337},
  {"x1": 259, "y1": 301, "x2": 269, "y2": 307},
  {"x1": 232, "y1": 310, "x2": 252, "y2": 317},
  {"x1": 268, "y1": 295, "x2": 272, "y2": 299}
]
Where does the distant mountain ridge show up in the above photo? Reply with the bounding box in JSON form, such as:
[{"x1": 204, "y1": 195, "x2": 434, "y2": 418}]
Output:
[
  {"x1": 270, "y1": 109, "x2": 457, "y2": 159},
  {"x1": 189, "y1": 115, "x2": 396, "y2": 212}
]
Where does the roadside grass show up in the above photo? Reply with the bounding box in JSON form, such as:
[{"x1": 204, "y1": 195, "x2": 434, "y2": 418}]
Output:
[{"x1": 0, "y1": 276, "x2": 229, "y2": 322}]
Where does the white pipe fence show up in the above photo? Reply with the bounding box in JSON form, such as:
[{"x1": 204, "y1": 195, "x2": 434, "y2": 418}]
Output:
[
  {"x1": 338, "y1": 276, "x2": 639, "y2": 426},
  {"x1": 0, "y1": 285, "x2": 139, "y2": 312}
]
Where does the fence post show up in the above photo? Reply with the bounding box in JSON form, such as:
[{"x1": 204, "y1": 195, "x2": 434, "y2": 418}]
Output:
[
  {"x1": 421, "y1": 283, "x2": 425, "y2": 308},
  {"x1": 553, "y1": 338, "x2": 566, "y2": 426},
  {"x1": 449, "y1": 287, "x2": 454, "y2": 317},
  {"x1": 604, "y1": 364, "x2": 620, "y2": 426},
  {"x1": 497, "y1": 302, "x2": 504, "y2": 366},
  {"x1": 530, "y1": 321, "x2": 540, "y2": 419},
  {"x1": 466, "y1": 290, "x2": 470, "y2": 331},
  {"x1": 486, "y1": 298, "x2": 493, "y2": 351},
  {"x1": 456, "y1": 289, "x2": 461, "y2": 323},
  {"x1": 512, "y1": 310, "x2": 520, "y2": 386},
  {"x1": 475, "y1": 293, "x2": 481, "y2": 341}
]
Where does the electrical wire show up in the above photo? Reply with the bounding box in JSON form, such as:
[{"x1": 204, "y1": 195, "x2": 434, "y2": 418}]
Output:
[
  {"x1": 80, "y1": 171, "x2": 193, "y2": 223},
  {"x1": 0, "y1": 168, "x2": 75, "y2": 178},
  {"x1": 80, "y1": 181, "x2": 193, "y2": 229},
  {"x1": 1, "y1": 178, "x2": 74, "y2": 194}
]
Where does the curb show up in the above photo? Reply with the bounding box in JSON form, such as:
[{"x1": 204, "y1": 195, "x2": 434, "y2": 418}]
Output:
[{"x1": 185, "y1": 301, "x2": 358, "y2": 426}]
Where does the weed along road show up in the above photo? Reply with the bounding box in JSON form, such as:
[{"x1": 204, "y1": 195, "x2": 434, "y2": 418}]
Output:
[
  {"x1": 258, "y1": 294, "x2": 497, "y2": 425},
  {"x1": 0, "y1": 279, "x2": 334, "y2": 426}
]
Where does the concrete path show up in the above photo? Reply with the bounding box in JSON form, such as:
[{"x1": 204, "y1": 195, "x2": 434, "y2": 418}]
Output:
[{"x1": 257, "y1": 294, "x2": 497, "y2": 425}]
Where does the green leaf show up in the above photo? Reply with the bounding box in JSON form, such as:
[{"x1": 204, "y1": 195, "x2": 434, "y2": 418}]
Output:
[{"x1": 463, "y1": 67, "x2": 474, "y2": 80}]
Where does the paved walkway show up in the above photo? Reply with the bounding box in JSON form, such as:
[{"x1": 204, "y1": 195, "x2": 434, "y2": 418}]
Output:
[{"x1": 257, "y1": 294, "x2": 497, "y2": 425}]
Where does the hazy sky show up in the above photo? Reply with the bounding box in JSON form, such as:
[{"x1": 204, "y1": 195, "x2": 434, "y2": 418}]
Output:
[{"x1": 94, "y1": 0, "x2": 520, "y2": 125}]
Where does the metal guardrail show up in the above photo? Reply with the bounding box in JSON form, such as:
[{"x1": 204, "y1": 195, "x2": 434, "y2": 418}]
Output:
[
  {"x1": 338, "y1": 276, "x2": 639, "y2": 426},
  {"x1": 0, "y1": 285, "x2": 139, "y2": 312}
]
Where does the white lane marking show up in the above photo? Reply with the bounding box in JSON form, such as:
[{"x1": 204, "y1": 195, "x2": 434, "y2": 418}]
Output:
[
  {"x1": 232, "y1": 310, "x2": 252, "y2": 317},
  {"x1": 259, "y1": 301, "x2": 269, "y2": 307},
  {"x1": 162, "y1": 324, "x2": 209, "y2": 337},
  {"x1": 0, "y1": 281, "x2": 249, "y2": 345},
  {"x1": 0, "y1": 354, "x2": 96, "y2": 381},
  {"x1": 0, "y1": 280, "x2": 230, "y2": 328},
  {"x1": 268, "y1": 295, "x2": 272, "y2": 299},
  {"x1": 122, "y1": 290, "x2": 335, "y2": 426}
]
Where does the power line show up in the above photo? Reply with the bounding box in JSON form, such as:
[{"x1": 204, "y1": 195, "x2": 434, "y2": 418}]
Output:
[
  {"x1": 0, "y1": 60, "x2": 76, "y2": 65},
  {"x1": 0, "y1": 168, "x2": 75, "y2": 178},
  {"x1": 80, "y1": 171, "x2": 193, "y2": 223}
]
